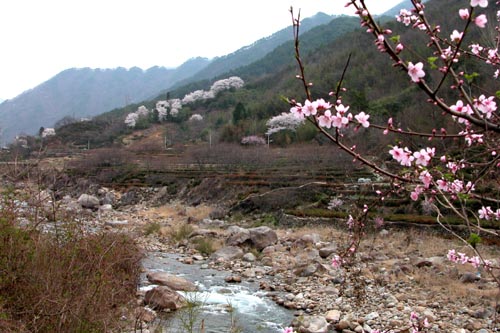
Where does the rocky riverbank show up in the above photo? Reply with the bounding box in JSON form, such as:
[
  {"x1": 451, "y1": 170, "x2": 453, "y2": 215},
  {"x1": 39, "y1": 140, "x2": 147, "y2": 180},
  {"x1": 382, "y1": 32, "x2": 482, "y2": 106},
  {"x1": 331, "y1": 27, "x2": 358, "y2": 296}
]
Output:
[{"x1": 13, "y1": 185, "x2": 500, "y2": 333}]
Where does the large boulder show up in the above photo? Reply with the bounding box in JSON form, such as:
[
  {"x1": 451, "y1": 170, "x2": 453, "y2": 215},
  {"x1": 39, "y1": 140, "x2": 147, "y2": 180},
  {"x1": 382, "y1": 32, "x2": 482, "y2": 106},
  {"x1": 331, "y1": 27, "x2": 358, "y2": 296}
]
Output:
[
  {"x1": 77, "y1": 194, "x2": 100, "y2": 210},
  {"x1": 146, "y1": 272, "x2": 197, "y2": 291},
  {"x1": 248, "y1": 226, "x2": 278, "y2": 251},
  {"x1": 144, "y1": 286, "x2": 186, "y2": 310},
  {"x1": 226, "y1": 226, "x2": 251, "y2": 246}
]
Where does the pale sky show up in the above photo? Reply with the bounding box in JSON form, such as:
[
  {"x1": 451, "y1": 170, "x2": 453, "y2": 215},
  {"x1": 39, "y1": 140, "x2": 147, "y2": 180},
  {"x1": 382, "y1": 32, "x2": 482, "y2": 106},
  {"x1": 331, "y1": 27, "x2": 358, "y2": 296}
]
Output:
[{"x1": 0, "y1": 0, "x2": 402, "y2": 100}]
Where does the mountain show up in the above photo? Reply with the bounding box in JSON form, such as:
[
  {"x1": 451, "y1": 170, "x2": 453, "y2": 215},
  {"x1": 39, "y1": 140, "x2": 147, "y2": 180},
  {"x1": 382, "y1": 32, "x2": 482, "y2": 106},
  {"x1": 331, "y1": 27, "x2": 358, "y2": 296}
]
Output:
[
  {"x1": 0, "y1": 58, "x2": 210, "y2": 143},
  {"x1": 177, "y1": 12, "x2": 336, "y2": 85},
  {"x1": 0, "y1": 13, "x2": 334, "y2": 144},
  {"x1": 50, "y1": 0, "x2": 495, "y2": 152}
]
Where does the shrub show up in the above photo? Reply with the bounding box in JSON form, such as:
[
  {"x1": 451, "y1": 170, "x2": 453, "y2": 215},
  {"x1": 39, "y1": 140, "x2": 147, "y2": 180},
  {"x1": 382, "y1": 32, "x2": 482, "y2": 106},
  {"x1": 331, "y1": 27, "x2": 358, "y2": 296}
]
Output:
[
  {"x1": 0, "y1": 215, "x2": 142, "y2": 332},
  {"x1": 193, "y1": 237, "x2": 217, "y2": 255},
  {"x1": 144, "y1": 222, "x2": 162, "y2": 236},
  {"x1": 169, "y1": 224, "x2": 195, "y2": 242}
]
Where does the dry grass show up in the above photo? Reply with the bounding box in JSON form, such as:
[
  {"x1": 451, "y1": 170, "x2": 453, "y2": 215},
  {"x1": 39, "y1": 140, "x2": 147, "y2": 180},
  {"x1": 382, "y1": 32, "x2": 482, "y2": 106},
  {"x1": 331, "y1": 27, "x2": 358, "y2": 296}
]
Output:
[{"x1": 0, "y1": 196, "x2": 143, "y2": 333}]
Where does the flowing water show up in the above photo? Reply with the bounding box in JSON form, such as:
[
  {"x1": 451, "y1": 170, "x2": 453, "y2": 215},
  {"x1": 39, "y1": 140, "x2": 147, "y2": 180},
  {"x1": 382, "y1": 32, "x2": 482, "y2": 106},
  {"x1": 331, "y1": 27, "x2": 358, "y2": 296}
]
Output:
[{"x1": 141, "y1": 252, "x2": 294, "y2": 333}]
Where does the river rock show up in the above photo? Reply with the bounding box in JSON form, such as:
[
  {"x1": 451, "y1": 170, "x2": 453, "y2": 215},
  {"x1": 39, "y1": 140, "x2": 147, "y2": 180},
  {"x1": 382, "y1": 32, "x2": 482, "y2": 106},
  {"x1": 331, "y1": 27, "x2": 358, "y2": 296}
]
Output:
[
  {"x1": 242, "y1": 252, "x2": 257, "y2": 262},
  {"x1": 77, "y1": 194, "x2": 100, "y2": 209},
  {"x1": 135, "y1": 306, "x2": 156, "y2": 322},
  {"x1": 211, "y1": 246, "x2": 244, "y2": 261},
  {"x1": 325, "y1": 309, "x2": 341, "y2": 322},
  {"x1": 460, "y1": 272, "x2": 480, "y2": 283},
  {"x1": 319, "y1": 245, "x2": 337, "y2": 258},
  {"x1": 295, "y1": 233, "x2": 321, "y2": 248},
  {"x1": 99, "y1": 204, "x2": 114, "y2": 213},
  {"x1": 144, "y1": 286, "x2": 186, "y2": 310},
  {"x1": 146, "y1": 272, "x2": 197, "y2": 291},
  {"x1": 249, "y1": 226, "x2": 278, "y2": 250},
  {"x1": 226, "y1": 226, "x2": 251, "y2": 246},
  {"x1": 296, "y1": 315, "x2": 329, "y2": 333}
]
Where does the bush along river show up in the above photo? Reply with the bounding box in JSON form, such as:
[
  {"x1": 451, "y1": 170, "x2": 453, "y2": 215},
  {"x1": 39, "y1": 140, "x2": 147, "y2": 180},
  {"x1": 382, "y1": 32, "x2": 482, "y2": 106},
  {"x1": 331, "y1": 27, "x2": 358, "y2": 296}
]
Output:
[{"x1": 139, "y1": 252, "x2": 294, "y2": 333}]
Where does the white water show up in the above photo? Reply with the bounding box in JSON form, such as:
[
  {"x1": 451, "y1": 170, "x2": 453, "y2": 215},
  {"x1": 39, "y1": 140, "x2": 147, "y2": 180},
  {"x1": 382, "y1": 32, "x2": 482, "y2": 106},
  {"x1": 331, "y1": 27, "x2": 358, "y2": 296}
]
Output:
[{"x1": 141, "y1": 252, "x2": 294, "y2": 332}]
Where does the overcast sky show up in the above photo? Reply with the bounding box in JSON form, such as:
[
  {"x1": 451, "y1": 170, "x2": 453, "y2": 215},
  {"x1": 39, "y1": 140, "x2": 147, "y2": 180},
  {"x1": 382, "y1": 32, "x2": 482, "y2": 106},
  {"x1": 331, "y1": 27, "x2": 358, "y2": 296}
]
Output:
[{"x1": 0, "y1": 0, "x2": 402, "y2": 99}]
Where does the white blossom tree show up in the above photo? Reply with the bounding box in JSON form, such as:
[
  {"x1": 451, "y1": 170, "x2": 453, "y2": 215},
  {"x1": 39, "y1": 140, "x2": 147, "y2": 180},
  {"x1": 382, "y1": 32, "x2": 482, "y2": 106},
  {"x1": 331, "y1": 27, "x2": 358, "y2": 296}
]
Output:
[
  {"x1": 124, "y1": 113, "x2": 139, "y2": 128},
  {"x1": 266, "y1": 112, "x2": 305, "y2": 135}
]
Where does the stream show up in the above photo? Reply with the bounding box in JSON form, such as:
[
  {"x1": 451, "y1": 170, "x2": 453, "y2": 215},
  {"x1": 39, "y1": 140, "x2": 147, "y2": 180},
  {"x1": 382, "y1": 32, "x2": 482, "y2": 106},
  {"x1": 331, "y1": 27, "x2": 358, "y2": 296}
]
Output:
[{"x1": 140, "y1": 252, "x2": 294, "y2": 333}]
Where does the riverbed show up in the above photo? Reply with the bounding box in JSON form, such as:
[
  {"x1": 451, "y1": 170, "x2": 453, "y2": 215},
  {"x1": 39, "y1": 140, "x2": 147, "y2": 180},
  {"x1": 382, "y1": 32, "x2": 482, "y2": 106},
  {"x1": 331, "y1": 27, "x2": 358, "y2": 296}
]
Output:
[{"x1": 140, "y1": 252, "x2": 294, "y2": 333}]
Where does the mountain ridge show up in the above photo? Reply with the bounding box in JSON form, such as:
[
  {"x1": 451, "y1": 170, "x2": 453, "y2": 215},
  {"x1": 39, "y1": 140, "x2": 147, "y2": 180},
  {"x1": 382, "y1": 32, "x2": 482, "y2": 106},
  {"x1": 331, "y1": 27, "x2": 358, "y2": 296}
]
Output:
[{"x1": 0, "y1": 12, "x2": 335, "y2": 143}]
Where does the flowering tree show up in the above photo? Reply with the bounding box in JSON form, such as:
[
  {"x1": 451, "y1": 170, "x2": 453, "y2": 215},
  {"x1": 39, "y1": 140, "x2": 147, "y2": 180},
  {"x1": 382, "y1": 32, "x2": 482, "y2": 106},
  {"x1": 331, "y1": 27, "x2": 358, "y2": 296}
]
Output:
[
  {"x1": 241, "y1": 135, "x2": 266, "y2": 146},
  {"x1": 266, "y1": 112, "x2": 305, "y2": 136},
  {"x1": 182, "y1": 76, "x2": 245, "y2": 104},
  {"x1": 124, "y1": 76, "x2": 244, "y2": 128},
  {"x1": 189, "y1": 114, "x2": 203, "y2": 121},
  {"x1": 124, "y1": 105, "x2": 150, "y2": 128},
  {"x1": 41, "y1": 128, "x2": 56, "y2": 138},
  {"x1": 124, "y1": 112, "x2": 139, "y2": 128},
  {"x1": 285, "y1": 0, "x2": 500, "y2": 294}
]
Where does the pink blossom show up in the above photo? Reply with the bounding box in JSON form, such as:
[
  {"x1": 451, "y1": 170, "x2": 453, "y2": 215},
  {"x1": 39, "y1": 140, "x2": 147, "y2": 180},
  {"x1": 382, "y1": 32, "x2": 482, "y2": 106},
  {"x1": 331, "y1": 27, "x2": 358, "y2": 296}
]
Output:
[
  {"x1": 396, "y1": 43, "x2": 404, "y2": 53},
  {"x1": 413, "y1": 148, "x2": 432, "y2": 166},
  {"x1": 464, "y1": 133, "x2": 484, "y2": 146},
  {"x1": 303, "y1": 99, "x2": 318, "y2": 116},
  {"x1": 354, "y1": 112, "x2": 370, "y2": 128},
  {"x1": 447, "y1": 249, "x2": 458, "y2": 262},
  {"x1": 450, "y1": 100, "x2": 471, "y2": 114},
  {"x1": 459, "y1": 8, "x2": 470, "y2": 19},
  {"x1": 419, "y1": 170, "x2": 433, "y2": 188},
  {"x1": 397, "y1": 9, "x2": 413, "y2": 26},
  {"x1": 475, "y1": 14, "x2": 488, "y2": 28},
  {"x1": 389, "y1": 146, "x2": 414, "y2": 166},
  {"x1": 318, "y1": 110, "x2": 333, "y2": 128},
  {"x1": 408, "y1": 62, "x2": 425, "y2": 82},
  {"x1": 446, "y1": 161, "x2": 461, "y2": 174},
  {"x1": 469, "y1": 256, "x2": 482, "y2": 268},
  {"x1": 450, "y1": 30, "x2": 463, "y2": 42},
  {"x1": 335, "y1": 104, "x2": 350, "y2": 115},
  {"x1": 283, "y1": 327, "x2": 295, "y2": 333},
  {"x1": 410, "y1": 185, "x2": 424, "y2": 201},
  {"x1": 487, "y1": 48, "x2": 499, "y2": 63},
  {"x1": 469, "y1": 43, "x2": 483, "y2": 55},
  {"x1": 316, "y1": 98, "x2": 332, "y2": 111},
  {"x1": 331, "y1": 255, "x2": 343, "y2": 269},
  {"x1": 474, "y1": 95, "x2": 497, "y2": 118},
  {"x1": 437, "y1": 179, "x2": 449, "y2": 192},
  {"x1": 479, "y1": 206, "x2": 494, "y2": 220},
  {"x1": 449, "y1": 179, "x2": 465, "y2": 193},
  {"x1": 441, "y1": 47, "x2": 458, "y2": 62},
  {"x1": 290, "y1": 103, "x2": 304, "y2": 119},
  {"x1": 470, "y1": 0, "x2": 488, "y2": 8},
  {"x1": 450, "y1": 100, "x2": 473, "y2": 124},
  {"x1": 331, "y1": 113, "x2": 350, "y2": 128}
]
